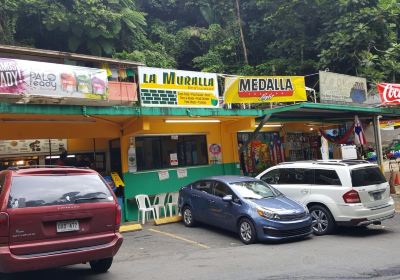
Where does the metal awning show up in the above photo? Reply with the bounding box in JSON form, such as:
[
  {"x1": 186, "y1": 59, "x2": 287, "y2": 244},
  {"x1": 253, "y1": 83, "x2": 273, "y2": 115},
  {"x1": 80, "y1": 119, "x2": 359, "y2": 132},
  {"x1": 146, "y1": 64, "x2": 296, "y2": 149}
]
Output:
[{"x1": 258, "y1": 103, "x2": 400, "y2": 122}]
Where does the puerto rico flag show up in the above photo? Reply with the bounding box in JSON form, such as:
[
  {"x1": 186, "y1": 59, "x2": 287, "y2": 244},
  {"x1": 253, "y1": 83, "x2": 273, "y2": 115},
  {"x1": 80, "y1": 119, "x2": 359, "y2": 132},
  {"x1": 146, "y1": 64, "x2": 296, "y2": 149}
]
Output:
[
  {"x1": 354, "y1": 115, "x2": 367, "y2": 145},
  {"x1": 270, "y1": 133, "x2": 285, "y2": 164}
]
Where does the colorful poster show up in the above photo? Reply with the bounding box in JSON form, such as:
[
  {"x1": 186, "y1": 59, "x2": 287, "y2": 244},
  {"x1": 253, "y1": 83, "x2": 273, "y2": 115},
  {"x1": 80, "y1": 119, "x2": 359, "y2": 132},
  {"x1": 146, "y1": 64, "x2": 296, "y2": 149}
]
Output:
[
  {"x1": 224, "y1": 76, "x2": 306, "y2": 103},
  {"x1": 380, "y1": 119, "x2": 400, "y2": 130},
  {"x1": 0, "y1": 139, "x2": 67, "y2": 155},
  {"x1": 377, "y1": 83, "x2": 400, "y2": 105},
  {"x1": 0, "y1": 58, "x2": 108, "y2": 100},
  {"x1": 320, "y1": 71, "x2": 379, "y2": 105},
  {"x1": 208, "y1": 144, "x2": 222, "y2": 164},
  {"x1": 138, "y1": 66, "x2": 219, "y2": 108}
]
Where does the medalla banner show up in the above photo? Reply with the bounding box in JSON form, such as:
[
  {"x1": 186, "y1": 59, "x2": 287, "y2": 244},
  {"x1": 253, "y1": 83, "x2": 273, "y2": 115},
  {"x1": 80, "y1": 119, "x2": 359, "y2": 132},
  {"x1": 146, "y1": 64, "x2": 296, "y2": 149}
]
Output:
[
  {"x1": 223, "y1": 76, "x2": 306, "y2": 103},
  {"x1": 0, "y1": 58, "x2": 108, "y2": 99},
  {"x1": 319, "y1": 71, "x2": 379, "y2": 105},
  {"x1": 377, "y1": 83, "x2": 400, "y2": 105},
  {"x1": 138, "y1": 66, "x2": 219, "y2": 108}
]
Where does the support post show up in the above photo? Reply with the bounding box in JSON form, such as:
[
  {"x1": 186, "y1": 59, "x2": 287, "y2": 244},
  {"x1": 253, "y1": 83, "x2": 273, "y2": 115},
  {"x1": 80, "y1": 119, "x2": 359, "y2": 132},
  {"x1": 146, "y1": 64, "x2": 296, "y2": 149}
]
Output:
[{"x1": 373, "y1": 115, "x2": 384, "y2": 171}]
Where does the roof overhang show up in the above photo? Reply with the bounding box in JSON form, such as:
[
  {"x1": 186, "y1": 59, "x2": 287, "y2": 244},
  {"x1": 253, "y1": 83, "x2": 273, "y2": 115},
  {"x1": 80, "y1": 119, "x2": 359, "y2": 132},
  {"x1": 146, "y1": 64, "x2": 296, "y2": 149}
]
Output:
[
  {"x1": 0, "y1": 44, "x2": 144, "y2": 67},
  {"x1": 258, "y1": 103, "x2": 400, "y2": 123}
]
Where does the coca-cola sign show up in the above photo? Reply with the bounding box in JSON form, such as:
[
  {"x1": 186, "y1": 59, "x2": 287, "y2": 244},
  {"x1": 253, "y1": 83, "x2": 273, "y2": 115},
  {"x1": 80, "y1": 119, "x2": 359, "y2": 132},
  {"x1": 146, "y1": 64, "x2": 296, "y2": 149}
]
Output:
[{"x1": 377, "y1": 83, "x2": 400, "y2": 104}]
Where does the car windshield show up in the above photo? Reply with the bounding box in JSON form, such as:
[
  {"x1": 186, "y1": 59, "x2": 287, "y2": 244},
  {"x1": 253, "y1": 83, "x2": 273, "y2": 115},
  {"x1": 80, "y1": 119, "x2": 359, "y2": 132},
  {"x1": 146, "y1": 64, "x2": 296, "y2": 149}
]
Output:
[{"x1": 229, "y1": 180, "x2": 280, "y2": 199}]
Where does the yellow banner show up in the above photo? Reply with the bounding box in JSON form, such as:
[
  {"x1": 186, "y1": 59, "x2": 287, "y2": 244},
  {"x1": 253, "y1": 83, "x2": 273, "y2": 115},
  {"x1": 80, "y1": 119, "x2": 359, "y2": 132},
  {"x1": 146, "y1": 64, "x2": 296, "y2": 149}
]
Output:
[{"x1": 224, "y1": 76, "x2": 307, "y2": 103}]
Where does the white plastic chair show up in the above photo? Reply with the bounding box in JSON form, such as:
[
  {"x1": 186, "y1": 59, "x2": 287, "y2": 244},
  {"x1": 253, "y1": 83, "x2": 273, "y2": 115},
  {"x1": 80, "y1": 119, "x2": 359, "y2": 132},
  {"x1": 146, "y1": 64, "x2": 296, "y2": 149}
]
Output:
[
  {"x1": 166, "y1": 192, "x2": 179, "y2": 217},
  {"x1": 135, "y1": 194, "x2": 156, "y2": 224},
  {"x1": 152, "y1": 193, "x2": 167, "y2": 220}
]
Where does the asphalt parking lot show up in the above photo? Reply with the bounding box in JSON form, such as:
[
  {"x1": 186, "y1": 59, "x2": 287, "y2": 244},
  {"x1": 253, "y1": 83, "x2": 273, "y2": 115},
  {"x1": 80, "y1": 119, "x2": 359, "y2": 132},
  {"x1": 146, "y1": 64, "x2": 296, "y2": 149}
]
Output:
[{"x1": 4, "y1": 213, "x2": 400, "y2": 280}]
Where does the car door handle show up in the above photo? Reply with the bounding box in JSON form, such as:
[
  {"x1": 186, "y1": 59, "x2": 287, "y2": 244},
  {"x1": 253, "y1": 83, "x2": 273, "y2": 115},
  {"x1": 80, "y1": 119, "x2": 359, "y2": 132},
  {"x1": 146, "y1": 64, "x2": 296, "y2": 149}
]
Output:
[
  {"x1": 192, "y1": 194, "x2": 200, "y2": 198},
  {"x1": 209, "y1": 200, "x2": 215, "y2": 204},
  {"x1": 301, "y1": 189, "x2": 309, "y2": 194}
]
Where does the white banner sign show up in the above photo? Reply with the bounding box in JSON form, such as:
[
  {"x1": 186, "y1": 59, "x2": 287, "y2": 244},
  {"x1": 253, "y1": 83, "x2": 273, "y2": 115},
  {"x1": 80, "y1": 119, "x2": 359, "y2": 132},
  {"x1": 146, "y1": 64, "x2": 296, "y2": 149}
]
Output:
[
  {"x1": 138, "y1": 66, "x2": 219, "y2": 108},
  {"x1": 0, "y1": 58, "x2": 108, "y2": 100},
  {"x1": 0, "y1": 139, "x2": 67, "y2": 155},
  {"x1": 319, "y1": 71, "x2": 379, "y2": 106}
]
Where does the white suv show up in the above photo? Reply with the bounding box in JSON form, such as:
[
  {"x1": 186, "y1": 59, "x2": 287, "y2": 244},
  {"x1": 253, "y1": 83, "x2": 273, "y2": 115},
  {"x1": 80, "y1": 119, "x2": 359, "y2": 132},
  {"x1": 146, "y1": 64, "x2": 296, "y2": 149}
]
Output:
[{"x1": 256, "y1": 160, "x2": 395, "y2": 235}]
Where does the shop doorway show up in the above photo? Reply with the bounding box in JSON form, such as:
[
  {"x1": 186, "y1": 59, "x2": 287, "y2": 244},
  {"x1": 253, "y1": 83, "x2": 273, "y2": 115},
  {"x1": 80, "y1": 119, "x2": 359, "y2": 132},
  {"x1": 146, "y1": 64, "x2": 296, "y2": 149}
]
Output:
[{"x1": 109, "y1": 139, "x2": 122, "y2": 176}]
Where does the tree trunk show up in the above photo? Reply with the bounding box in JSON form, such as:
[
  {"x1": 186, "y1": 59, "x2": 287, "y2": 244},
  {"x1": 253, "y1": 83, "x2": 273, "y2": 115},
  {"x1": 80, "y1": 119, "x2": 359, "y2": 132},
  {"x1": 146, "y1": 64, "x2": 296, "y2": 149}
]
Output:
[{"x1": 235, "y1": 0, "x2": 249, "y2": 65}]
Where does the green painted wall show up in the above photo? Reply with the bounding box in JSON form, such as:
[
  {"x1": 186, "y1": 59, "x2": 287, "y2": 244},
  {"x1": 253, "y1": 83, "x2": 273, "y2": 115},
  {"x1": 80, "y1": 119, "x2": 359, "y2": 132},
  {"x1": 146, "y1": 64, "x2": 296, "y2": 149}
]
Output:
[{"x1": 123, "y1": 163, "x2": 240, "y2": 222}]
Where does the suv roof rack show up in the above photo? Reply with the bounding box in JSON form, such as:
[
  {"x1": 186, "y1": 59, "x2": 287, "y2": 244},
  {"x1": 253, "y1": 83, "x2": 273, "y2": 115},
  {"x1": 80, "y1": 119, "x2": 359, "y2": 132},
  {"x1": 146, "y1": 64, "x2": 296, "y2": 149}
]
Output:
[
  {"x1": 278, "y1": 160, "x2": 372, "y2": 167},
  {"x1": 8, "y1": 165, "x2": 90, "y2": 171}
]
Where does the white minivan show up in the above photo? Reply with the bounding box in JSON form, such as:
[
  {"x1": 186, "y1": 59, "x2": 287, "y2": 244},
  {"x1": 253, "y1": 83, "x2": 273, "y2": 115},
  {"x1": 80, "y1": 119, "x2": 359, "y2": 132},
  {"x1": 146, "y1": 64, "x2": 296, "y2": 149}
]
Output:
[{"x1": 256, "y1": 160, "x2": 395, "y2": 235}]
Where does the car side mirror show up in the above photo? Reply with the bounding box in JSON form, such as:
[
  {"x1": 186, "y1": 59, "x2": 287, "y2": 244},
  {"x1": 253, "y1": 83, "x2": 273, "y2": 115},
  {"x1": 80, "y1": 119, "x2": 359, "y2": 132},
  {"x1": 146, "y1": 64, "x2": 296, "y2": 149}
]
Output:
[{"x1": 222, "y1": 195, "x2": 233, "y2": 202}]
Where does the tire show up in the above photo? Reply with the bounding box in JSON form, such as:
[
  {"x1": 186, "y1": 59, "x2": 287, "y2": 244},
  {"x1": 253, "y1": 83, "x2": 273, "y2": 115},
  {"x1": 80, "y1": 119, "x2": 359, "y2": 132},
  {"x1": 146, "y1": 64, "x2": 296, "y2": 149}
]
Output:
[
  {"x1": 238, "y1": 218, "x2": 257, "y2": 245},
  {"x1": 309, "y1": 205, "x2": 335, "y2": 236},
  {"x1": 182, "y1": 206, "x2": 196, "y2": 227},
  {"x1": 90, "y1": 257, "x2": 113, "y2": 273}
]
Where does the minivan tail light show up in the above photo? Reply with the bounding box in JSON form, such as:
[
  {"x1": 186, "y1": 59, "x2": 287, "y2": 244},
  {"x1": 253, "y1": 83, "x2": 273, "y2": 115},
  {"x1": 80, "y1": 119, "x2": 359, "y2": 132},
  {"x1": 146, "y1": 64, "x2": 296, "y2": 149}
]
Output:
[
  {"x1": 343, "y1": 190, "x2": 361, "y2": 203},
  {"x1": 0, "y1": 212, "x2": 9, "y2": 236},
  {"x1": 115, "y1": 204, "x2": 121, "y2": 231}
]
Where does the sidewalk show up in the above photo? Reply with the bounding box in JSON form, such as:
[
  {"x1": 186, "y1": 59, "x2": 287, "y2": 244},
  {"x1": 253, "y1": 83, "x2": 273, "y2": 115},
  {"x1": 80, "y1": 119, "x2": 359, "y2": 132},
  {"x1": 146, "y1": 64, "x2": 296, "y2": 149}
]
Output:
[{"x1": 392, "y1": 194, "x2": 400, "y2": 212}]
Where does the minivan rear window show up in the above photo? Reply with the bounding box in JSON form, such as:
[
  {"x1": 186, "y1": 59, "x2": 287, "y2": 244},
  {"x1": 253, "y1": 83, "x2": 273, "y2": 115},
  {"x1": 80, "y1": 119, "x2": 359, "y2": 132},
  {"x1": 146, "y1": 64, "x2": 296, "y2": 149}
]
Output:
[
  {"x1": 8, "y1": 174, "x2": 114, "y2": 208},
  {"x1": 351, "y1": 167, "x2": 386, "y2": 187}
]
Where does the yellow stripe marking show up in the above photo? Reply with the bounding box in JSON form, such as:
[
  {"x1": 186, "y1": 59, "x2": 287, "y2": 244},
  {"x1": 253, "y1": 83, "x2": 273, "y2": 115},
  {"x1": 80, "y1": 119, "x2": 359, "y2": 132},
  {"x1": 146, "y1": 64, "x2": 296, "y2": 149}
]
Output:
[
  {"x1": 148, "y1": 228, "x2": 210, "y2": 249},
  {"x1": 120, "y1": 224, "x2": 142, "y2": 233}
]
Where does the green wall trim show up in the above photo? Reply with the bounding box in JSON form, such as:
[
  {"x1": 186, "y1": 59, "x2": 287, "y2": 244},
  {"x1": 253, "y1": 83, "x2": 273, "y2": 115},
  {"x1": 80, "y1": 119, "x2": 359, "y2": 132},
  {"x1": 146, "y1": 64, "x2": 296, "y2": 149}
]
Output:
[
  {"x1": 122, "y1": 163, "x2": 240, "y2": 222},
  {"x1": 0, "y1": 102, "x2": 264, "y2": 117}
]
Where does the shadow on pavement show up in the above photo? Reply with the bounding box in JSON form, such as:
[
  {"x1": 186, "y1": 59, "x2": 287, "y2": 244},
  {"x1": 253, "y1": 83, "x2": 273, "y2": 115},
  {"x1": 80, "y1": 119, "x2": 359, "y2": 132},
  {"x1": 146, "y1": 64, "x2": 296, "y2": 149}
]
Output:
[{"x1": 334, "y1": 225, "x2": 392, "y2": 237}]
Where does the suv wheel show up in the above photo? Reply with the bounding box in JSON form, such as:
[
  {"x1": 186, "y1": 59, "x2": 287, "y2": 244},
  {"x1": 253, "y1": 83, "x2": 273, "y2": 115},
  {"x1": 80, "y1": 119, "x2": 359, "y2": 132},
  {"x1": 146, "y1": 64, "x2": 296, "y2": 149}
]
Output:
[
  {"x1": 238, "y1": 218, "x2": 257, "y2": 245},
  {"x1": 90, "y1": 257, "x2": 113, "y2": 273},
  {"x1": 182, "y1": 206, "x2": 196, "y2": 227},
  {"x1": 309, "y1": 205, "x2": 335, "y2": 235}
]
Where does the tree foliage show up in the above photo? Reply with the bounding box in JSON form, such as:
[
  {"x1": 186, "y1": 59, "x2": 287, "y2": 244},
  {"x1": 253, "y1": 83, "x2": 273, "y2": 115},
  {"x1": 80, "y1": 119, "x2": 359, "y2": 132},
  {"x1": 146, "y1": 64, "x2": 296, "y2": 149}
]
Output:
[{"x1": 2, "y1": 0, "x2": 400, "y2": 82}]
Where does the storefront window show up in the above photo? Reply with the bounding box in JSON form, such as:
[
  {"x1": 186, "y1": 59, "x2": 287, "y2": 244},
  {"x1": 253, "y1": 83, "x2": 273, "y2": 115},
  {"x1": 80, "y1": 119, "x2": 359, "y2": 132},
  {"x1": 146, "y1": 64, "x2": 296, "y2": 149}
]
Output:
[{"x1": 136, "y1": 135, "x2": 208, "y2": 171}]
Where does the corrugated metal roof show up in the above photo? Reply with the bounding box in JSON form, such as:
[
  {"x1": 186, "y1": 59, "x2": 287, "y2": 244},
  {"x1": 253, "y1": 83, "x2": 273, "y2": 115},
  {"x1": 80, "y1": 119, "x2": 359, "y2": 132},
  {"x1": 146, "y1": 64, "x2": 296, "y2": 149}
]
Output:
[{"x1": 0, "y1": 44, "x2": 144, "y2": 67}]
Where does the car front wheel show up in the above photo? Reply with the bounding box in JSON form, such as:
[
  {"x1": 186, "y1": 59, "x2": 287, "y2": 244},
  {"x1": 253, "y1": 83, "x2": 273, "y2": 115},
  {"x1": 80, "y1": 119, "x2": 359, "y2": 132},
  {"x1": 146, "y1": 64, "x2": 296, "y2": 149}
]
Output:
[
  {"x1": 182, "y1": 206, "x2": 196, "y2": 227},
  {"x1": 238, "y1": 218, "x2": 257, "y2": 245},
  {"x1": 309, "y1": 205, "x2": 335, "y2": 235},
  {"x1": 90, "y1": 257, "x2": 113, "y2": 273}
]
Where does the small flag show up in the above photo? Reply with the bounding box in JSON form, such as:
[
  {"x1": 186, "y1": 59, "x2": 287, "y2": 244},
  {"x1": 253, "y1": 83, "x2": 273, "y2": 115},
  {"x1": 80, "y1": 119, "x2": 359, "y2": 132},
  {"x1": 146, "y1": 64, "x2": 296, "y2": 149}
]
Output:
[{"x1": 354, "y1": 115, "x2": 367, "y2": 145}]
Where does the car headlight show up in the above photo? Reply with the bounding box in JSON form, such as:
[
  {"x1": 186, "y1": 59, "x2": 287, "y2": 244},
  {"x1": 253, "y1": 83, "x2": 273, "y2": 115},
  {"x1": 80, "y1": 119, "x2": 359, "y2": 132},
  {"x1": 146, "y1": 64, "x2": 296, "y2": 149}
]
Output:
[{"x1": 256, "y1": 207, "x2": 280, "y2": 220}]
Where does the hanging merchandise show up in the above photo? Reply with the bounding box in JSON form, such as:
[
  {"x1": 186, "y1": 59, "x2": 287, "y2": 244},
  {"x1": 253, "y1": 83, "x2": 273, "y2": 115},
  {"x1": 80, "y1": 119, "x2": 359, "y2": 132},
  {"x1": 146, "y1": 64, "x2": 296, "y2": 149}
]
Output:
[
  {"x1": 354, "y1": 115, "x2": 367, "y2": 145},
  {"x1": 286, "y1": 132, "x2": 320, "y2": 161},
  {"x1": 111, "y1": 69, "x2": 118, "y2": 80},
  {"x1": 270, "y1": 133, "x2": 285, "y2": 164},
  {"x1": 126, "y1": 68, "x2": 135, "y2": 77},
  {"x1": 319, "y1": 124, "x2": 355, "y2": 144},
  {"x1": 100, "y1": 63, "x2": 112, "y2": 77},
  {"x1": 118, "y1": 68, "x2": 127, "y2": 80},
  {"x1": 128, "y1": 141, "x2": 137, "y2": 173}
]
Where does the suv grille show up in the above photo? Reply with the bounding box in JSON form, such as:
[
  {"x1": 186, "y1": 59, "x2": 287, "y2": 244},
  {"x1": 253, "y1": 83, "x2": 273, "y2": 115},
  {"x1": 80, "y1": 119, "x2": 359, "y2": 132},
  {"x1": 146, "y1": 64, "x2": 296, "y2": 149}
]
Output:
[{"x1": 263, "y1": 226, "x2": 312, "y2": 237}]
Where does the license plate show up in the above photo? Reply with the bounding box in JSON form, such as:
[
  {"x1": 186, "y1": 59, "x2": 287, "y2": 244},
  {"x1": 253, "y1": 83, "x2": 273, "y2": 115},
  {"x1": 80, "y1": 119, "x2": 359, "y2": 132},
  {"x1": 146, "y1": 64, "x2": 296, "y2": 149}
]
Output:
[
  {"x1": 56, "y1": 220, "x2": 79, "y2": 233},
  {"x1": 372, "y1": 192, "x2": 382, "y2": 200}
]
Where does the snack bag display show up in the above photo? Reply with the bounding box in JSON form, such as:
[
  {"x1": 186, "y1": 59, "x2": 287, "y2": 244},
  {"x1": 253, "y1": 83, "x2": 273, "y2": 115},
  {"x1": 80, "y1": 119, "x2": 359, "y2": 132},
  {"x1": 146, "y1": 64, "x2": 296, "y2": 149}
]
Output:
[
  {"x1": 76, "y1": 73, "x2": 91, "y2": 94},
  {"x1": 60, "y1": 72, "x2": 77, "y2": 92}
]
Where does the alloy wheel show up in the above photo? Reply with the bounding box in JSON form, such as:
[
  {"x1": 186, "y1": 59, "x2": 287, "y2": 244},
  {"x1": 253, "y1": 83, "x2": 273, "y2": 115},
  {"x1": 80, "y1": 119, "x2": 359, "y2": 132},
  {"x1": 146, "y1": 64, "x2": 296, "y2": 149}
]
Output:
[
  {"x1": 311, "y1": 209, "x2": 329, "y2": 233},
  {"x1": 240, "y1": 221, "x2": 252, "y2": 242},
  {"x1": 183, "y1": 208, "x2": 193, "y2": 225}
]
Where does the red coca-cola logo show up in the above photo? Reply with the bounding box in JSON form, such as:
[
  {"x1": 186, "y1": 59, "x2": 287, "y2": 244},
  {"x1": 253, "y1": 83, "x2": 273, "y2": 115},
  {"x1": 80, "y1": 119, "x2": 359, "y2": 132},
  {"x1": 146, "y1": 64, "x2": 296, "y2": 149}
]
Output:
[{"x1": 377, "y1": 83, "x2": 400, "y2": 104}]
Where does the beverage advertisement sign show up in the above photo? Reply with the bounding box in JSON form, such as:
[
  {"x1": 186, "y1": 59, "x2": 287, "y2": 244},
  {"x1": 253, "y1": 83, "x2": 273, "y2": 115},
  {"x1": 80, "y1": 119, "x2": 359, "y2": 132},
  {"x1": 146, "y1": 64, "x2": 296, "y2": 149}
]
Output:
[
  {"x1": 0, "y1": 58, "x2": 108, "y2": 100},
  {"x1": 138, "y1": 66, "x2": 219, "y2": 108},
  {"x1": 223, "y1": 76, "x2": 307, "y2": 103},
  {"x1": 319, "y1": 71, "x2": 379, "y2": 105},
  {"x1": 377, "y1": 83, "x2": 400, "y2": 105},
  {"x1": 0, "y1": 139, "x2": 67, "y2": 155}
]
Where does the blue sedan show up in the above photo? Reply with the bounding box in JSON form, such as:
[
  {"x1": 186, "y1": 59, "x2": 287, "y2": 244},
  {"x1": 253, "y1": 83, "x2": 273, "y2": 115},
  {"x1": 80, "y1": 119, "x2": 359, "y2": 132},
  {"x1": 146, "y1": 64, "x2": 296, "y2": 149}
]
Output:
[{"x1": 178, "y1": 176, "x2": 312, "y2": 244}]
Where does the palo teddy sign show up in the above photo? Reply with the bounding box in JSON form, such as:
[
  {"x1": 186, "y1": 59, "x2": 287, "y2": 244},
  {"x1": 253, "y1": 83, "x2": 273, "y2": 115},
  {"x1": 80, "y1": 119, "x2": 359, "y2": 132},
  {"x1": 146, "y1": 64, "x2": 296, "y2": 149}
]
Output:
[
  {"x1": 138, "y1": 66, "x2": 219, "y2": 108},
  {"x1": 0, "y1": 58, "x2": 108, "y2": 100}
]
